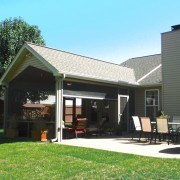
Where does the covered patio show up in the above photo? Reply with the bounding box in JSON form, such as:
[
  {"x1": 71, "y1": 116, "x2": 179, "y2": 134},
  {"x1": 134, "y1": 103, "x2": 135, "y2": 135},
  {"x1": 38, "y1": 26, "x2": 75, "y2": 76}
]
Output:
[
  {"x1": 3, "y1": 64, "x2": 133, "y2": 141},
  {"x1": 0, "y1": 42, "x2": 137, "y2": 142}
]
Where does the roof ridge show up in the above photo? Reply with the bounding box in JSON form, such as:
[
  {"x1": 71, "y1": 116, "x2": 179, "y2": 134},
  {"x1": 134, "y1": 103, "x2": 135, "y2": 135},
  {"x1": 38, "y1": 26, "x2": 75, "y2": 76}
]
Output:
[
  {"x1": 26, "y1": 42, "x2": 124, "y2": 68},
  {"x1": 127, "y1": 53, "x2": 161, "y2": 61}
]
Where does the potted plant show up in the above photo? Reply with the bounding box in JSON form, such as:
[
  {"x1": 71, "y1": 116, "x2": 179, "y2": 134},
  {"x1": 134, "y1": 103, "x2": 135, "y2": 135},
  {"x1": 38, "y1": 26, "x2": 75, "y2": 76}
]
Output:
[{"x1": 157, "y1": 110, "x2": 169, "y2": 119}]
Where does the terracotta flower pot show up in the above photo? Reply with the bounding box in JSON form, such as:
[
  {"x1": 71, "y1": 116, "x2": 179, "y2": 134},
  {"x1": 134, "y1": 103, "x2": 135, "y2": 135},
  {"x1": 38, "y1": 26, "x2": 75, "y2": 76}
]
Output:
[
  {"x1": 41, "y1": 130, "x2": 48, "y2": 142},
  {"x1": 31, "y1": 130, "x2": 48, "y2": 141}
]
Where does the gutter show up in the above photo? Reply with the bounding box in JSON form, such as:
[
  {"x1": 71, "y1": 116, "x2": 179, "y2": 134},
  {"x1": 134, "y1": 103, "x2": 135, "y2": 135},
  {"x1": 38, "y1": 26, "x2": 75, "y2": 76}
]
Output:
[
  {"x1": 64, "y1": 72, "x2": 138, "y2": 87},
  {"x1": 138, "y1": 83, "x2": 162, "y2": 88}
]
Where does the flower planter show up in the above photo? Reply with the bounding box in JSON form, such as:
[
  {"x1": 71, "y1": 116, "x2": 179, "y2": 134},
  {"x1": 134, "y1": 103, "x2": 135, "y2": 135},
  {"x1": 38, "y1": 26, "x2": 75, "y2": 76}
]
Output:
[
  {"x1": 31, "y1": 120, "x2": 48, "y2": 141},
  {"x1": 41, "y1": 130, "x2": 48, "y2": 142},
  {"x1": 31, "y1": 130, "x2": 48, "y2": 141}
]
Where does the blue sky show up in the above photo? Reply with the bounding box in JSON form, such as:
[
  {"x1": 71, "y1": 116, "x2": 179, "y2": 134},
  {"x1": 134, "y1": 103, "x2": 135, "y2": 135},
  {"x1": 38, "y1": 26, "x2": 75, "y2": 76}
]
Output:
[{"x1": 1, "y1": 0, "x2": 180, "y2": 64}]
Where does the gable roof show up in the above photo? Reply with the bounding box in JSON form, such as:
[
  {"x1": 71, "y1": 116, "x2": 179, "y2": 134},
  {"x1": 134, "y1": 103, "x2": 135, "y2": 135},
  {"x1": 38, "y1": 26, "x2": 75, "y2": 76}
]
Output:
[
  {"x1": 0, "y1": 42, "x2": 163, "y2": 87},
  {"x1": 0, "y1": 42, "x2": 137, "y2": 86},
  {"x1": 121, "y1": 54, "x2": 162, "y2": 86}
]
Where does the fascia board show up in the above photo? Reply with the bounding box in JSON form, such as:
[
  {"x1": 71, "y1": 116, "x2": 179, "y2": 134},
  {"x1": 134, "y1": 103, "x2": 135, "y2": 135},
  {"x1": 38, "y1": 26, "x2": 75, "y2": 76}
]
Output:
[{"x1": 64, "y1": 73, "x2": 138, "y2": 87}]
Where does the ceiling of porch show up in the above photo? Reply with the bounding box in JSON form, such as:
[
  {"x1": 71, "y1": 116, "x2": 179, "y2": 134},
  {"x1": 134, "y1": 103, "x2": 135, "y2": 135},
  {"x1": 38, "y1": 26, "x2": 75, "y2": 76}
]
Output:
[{"x1": 10, "y1": 66, "x2": 55, "y2": 91}]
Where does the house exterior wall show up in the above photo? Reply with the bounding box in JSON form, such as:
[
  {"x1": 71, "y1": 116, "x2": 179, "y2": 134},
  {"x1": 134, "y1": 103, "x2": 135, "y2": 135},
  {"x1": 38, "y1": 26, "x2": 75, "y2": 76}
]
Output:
[
  {"x1": 135, "y1": 86, "x2": 162, "y2": 117},
  {"x1": 162, "y1": 29, "x2": 180, "y2": 116}
]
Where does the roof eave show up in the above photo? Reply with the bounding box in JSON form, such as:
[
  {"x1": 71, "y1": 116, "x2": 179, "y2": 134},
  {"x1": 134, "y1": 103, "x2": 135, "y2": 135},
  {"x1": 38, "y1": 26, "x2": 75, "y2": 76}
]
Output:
[
  {"x1": 63, "y1": 73, "x2": 138, "y2": 87},
  {"x1": 138, "y1": 83, "x2": 162, "y2": 87}
]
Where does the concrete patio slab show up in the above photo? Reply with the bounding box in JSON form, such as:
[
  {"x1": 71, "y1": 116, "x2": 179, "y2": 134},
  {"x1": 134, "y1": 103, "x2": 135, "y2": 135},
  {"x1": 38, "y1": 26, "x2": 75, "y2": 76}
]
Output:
[{"x1": 60, "y1": 136, "x2": 180, "y2": 159}]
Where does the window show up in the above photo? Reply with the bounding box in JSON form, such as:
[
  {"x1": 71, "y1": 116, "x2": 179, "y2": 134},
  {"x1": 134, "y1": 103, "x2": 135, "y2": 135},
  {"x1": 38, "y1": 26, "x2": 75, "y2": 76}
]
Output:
[
  {"x1": 145, "y1": 90, "x2": 159, "y2": 119},
  {"x1": 64, "y1": 98, "x2": 82, "y2": 123}
]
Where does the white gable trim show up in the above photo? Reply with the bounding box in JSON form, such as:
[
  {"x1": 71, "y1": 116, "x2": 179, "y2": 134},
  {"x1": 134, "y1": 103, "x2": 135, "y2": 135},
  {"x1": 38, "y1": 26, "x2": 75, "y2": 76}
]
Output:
[
  {"x1": 0, "y1": 45, "x2": 25, "y2": 85},
  {"x1": 24, "y1": 43, "x2": 59, "y2": 76},
  {"x1": 137, "y1": 64, "x2": 162, "y2": 83},
  {"x1": 0, "y1": 43, "x2": 59, "y2": 85}
]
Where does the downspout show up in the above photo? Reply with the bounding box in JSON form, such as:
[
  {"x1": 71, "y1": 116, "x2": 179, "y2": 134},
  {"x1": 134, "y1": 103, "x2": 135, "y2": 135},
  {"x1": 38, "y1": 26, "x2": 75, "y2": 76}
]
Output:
[{"x1": 50, "y1": 74, "x2": 65, "y2": 142}]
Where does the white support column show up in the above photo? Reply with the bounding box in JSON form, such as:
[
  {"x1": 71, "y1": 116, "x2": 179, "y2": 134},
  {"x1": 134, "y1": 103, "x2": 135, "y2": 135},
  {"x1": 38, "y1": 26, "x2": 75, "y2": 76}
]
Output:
[
  {"x1": 118, "y1": 93, "x2": 120, "y2": 125},
  {"x1": 55, "y1": 77, "x2": 63, "y2": 143},
  {"x1": 3, "y1": 85, "x2": 8, "y2": 135}
]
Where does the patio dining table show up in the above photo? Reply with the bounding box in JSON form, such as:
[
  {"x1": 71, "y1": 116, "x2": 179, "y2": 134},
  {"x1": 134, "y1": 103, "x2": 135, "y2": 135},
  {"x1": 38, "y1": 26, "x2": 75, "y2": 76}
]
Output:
[
  {"x1": 151, "y1": 121, "x2": 180, "y2": 125},
  {"x1": 151, "y1": 121, "x2": 180, "y2": 143},
  {"x1": 151, "y1": 121, "x2": 180, "y2": 131}
]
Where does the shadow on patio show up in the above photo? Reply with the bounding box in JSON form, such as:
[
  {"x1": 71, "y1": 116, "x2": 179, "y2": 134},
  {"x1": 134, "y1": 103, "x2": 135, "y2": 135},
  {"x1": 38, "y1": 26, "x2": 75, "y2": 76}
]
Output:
[{"x1": 159, "y1": 147, "x2": 180, "y2": 154}]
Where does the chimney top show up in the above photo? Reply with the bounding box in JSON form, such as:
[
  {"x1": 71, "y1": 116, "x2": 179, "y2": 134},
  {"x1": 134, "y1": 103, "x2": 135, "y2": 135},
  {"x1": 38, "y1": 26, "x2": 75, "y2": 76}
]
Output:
[{"x1": 171, "y1": 25, "x2": 180, "y2": 31}]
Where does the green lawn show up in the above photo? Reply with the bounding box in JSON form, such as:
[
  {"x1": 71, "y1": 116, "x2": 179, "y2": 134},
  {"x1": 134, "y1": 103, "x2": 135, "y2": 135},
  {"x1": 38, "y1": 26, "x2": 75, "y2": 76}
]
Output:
[{"x1": 0, "y1": 138, "x2": 179, "y2": 179}]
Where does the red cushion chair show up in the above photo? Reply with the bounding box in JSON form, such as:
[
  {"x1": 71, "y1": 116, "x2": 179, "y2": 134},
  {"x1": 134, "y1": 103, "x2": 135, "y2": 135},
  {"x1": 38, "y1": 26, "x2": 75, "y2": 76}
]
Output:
[{"x1": 74, "y1": 118, "x2": 87, "y2": 138}]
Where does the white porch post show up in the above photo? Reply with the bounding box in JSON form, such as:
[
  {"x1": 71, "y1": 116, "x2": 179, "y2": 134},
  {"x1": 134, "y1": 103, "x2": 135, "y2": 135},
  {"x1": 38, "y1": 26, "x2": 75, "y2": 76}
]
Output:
[
  {"x1": 118, "y1": 93, "x2": 120, "y2": 125},
  {"x1": 55, "y1": 77, "x2": 63, "y2": 143},
  {"x1": 3, "y1": 84, "x2": 8, "y2": 135}
]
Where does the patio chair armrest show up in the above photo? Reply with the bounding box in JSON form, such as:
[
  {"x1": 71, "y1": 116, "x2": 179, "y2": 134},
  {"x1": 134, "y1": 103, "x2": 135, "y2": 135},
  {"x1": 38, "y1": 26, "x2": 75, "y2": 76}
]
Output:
[
  {"x1": 169, "y1": 127, "x2": 173, "y2": 132},
  {"x1": 176, "y1": 127, "x2": 180, "y2": 133}
]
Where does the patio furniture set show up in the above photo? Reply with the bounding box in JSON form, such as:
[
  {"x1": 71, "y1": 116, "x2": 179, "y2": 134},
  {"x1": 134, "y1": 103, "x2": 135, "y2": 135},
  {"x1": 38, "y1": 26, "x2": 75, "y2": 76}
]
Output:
[
  {"x1": 132, "y1": 116, "x2": 180, "y2": 145},
  {"x1": 63, "y1": 116, "x2": 111, "y2": 139},
  {"x1": 63, "y1": 118, "x2": 87, "y2": 139}
]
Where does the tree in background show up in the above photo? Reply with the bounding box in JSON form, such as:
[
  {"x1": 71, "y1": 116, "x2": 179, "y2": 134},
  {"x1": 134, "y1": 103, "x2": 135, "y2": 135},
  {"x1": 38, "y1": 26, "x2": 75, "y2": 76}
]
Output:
[
  {"x1": 0, "y1": 17, "x2": 45, "y2": 76},
  {"x1": 0, "y1": 17, "x2": 47, "y2": 102}
]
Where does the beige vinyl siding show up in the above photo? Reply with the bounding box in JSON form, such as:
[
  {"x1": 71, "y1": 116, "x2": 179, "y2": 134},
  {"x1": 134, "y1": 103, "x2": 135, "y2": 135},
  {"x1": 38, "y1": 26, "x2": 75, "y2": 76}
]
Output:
[
  {"x1": 9, "y1": 55, "x2": 51, "y2": 82},
  {"x1": 162, "y1": 29, "x2": 180, "y2": 116},
  {"x1": 135, "y1": 87, "x2": 162, "y2": 116}
]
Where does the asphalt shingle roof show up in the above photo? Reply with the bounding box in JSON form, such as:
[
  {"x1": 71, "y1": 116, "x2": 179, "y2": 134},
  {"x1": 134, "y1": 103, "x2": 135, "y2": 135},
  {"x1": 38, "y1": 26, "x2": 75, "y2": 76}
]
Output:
[
  {"x1": 139, "y1": 66, "x2": 162, "y2": 85},
  {"x1": 27, "y1": 43, "x2": 137, "y2": 85},
  {"x1": 0, "y1": 42, "x2": 163, "y2": 87},
  {"x1": 121, "y1": 54, "x2": 162, "y2": 86}
]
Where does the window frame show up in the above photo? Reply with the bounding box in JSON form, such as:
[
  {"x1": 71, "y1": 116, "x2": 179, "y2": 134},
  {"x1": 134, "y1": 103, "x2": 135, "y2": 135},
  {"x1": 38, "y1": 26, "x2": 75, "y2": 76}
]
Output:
[{"x1": 145, "y1": 89, "x2": 159, "y2": 117}]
